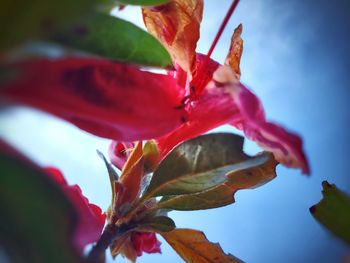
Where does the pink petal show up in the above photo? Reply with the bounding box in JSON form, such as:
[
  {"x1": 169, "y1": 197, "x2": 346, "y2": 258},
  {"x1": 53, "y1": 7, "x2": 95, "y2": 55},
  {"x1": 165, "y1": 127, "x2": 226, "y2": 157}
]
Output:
[
  {"x1": 45, "y1": 167, "x2": 106, "y2": 253},
  {"x1": 0, "y1": 58, "x2": 186, "y2": 141},
  {"x1": 157, "y1": 55, "x2": 309, "y2": 174},
  {"x1": 231, "y1": 83, "x2": 309, "y2": 174}
]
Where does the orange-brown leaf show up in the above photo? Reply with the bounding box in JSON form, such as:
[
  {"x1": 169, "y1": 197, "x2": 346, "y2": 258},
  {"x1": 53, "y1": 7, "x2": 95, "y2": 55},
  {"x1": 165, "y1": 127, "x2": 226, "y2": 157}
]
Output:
[
  {"x1": 120, "y1": 236, "x2": 137, "y2": 263},
  {"x1": 162, "y1": 228, "x2": 242, "y2": 263},
  {"x1": 225, "y1": 24, "x2": 243, "y2": 79},
  {"x1": 110, "y1": 234, "x2": 129, "y2": 259},
  {"x1": 120, "y1": 142, "x2": 143, "y2": 180},
  {"x1": 120, "y1": 157, "x2": 145, "y2": 206},
  {"x1": 142, "y1": 0, "x2": 203, "y2": 72}
]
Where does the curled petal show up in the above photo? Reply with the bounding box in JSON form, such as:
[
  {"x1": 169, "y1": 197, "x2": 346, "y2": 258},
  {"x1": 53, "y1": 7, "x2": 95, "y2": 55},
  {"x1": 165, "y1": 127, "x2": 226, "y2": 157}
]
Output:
[
  {"x1": 157, "y1": 57, "x2": 309, "y2": 174},
  {"x1": 45, "y1": 167, "x2": 106, "y2": 253},
  {"x1": 0, "y1": 58, "x2": 186, "y2": 141},
  {"x1": 131, "y1": 232, "x2": 162, "y2": 256},
  {"x1": 142, "y1": 0, "x2": 203, "y2": 72},
  {"x1": 214, "y1": 65, "x2": 309, "y2": 174},
  {"x1": 229, "y1": 82, "x2": 310, "y2": 174}
]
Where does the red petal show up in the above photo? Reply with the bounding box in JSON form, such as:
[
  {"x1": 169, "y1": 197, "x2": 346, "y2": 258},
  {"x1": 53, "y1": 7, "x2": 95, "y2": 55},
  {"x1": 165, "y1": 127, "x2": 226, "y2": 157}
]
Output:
[
  {"x1": 157, "y1": 81, "x2": 239, "y2": 157},
  {"x1": 45, "y1": 167, "x2": 106, "y2": 253},
  {"x1": 157, "y1": 55, "x2": 309, "y2": 174},
  {"x1": 44, "y1": 167, "x2": 68, "y2": 185},
  {"x1": 0, "y1": 58, "x2": 186, "y2": 141},
  {"x1": 231, "y1": 83, "x2": 310, "y2": 174}
]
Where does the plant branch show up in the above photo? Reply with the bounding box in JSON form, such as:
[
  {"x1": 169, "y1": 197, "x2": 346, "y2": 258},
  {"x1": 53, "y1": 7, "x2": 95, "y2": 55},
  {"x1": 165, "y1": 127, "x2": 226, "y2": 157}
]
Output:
[{"x1": 86, "y1": 223, "x2": 135, "y2": 262}]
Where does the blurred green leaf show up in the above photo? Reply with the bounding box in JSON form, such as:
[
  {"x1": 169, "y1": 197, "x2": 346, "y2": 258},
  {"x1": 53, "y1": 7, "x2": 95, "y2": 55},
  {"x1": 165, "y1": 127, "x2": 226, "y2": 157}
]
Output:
[
  {"x1": 0, "y1": 0, "x2": 113, "y2": 51},
  {"x1": 157, "y1": 152, "x2": 277, "y2": 211},
  {"x1": 310, "y1": 181, "x2": 350, "y2": 244},
  {"x1": 51, "y1": 13, "x2": 172, "y2": 68},
  {"x1": 0, "y1": 144, "x2": 81, "y2": 262},
  {"x1": 162, "y1": 228, "x2": 242, "y2": 263},
  {"x1": 137, "y1": 216, "x2": 176, "y2": 232},
  {"x1": 142, "y1": 133, "x2": 254, "y2": 199},
  {"x1": 116, "y1": 0, "x2": 170, "y2": 6}
]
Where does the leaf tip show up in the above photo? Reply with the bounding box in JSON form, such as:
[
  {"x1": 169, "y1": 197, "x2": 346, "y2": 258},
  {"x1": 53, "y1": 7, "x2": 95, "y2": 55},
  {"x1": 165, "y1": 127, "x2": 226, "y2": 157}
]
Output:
[
  {"x1": 322, "y1": 180, "x2": 333, "y2": 190},
  {"x1": 309, "y1": 205, "x2": 316, "y2": 214}
]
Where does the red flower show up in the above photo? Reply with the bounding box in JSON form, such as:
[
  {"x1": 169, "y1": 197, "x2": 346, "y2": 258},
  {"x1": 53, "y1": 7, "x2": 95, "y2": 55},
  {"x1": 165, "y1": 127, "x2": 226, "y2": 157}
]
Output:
[
  {"x1": 0, "y1": 0, "x2": 309, "y2": 173},
  {"x1": 143, "y1": 0, "x2": 309, "y2": 174},
  {"x1": 156, "y1": 55, "x2": 309, "y2": 173},
  {"x1": 45, "y1": 167, "x2": 106, "y2": 254},
  {"x1": 131, "y1": 232, "x2": 162, "y2": 256}
]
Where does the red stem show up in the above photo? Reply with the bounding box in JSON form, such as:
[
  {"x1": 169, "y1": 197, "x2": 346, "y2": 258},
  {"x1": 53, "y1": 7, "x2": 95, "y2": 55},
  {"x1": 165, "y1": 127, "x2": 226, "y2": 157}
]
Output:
[
  {"x1": 205, "y1": 0, "x2": 240, "y2": 60},
  {"x1": 193, "y1": 0, "x2": 240, "y2": 97}
]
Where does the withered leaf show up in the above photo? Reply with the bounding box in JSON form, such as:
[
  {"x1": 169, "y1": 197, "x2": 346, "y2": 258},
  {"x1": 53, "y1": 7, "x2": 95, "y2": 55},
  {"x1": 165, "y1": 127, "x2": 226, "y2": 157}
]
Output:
[
  {"x1": 162, "y1": 228, "x2": 242, "y2": 263},
  {"x1": 142, "y1": 0, "x2": 203, "y2": 72},
  {"x1": 224, "y1": 24, "x2": 243, "y2": 80}
]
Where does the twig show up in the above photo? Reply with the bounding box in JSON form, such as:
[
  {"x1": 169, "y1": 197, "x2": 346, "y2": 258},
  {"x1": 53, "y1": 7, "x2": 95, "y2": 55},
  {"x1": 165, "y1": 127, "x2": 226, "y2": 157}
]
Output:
[{"x1": 86, "y1": 223, "x2": 135, "y2": 262}]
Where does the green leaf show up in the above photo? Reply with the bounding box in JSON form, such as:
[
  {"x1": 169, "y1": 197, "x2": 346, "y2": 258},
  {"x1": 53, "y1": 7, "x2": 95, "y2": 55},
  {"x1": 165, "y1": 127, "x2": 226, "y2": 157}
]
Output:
[
  {"x1": 157, "y1": 152, "x2": 277, "y2": 211},
  {"x1": 162, "y1": 228, "x2": 242, "y2": 263},
  {"x1": 116, "y1": 0, "x2": 170, "y2": 6},
  {"x1": 310, "y1": 181, "x2": 350, "y2": 244},
  {"x1": 0, "y1": 146, "x2": 81, "y2": 262},
  {"x1": 142, "y1": 133, "x2": 253, "y2": 199},
  {"x1": 0, "y1": 0, "x2": 113, "y2": 51},
  {"x1": 51, "y1": 13, "x2": 173, "y2": 68},
  {"x1": 137, "y1": 216, "x2": 176, "y2": 232}
]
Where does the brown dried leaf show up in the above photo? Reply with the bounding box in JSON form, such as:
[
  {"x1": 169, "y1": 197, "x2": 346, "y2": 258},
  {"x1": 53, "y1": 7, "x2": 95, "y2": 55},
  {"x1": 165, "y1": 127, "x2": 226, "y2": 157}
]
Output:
[
  {"x1": 120, "y1": 157, "x2": 145, "y2": 206},
  {"x1": 121, "y1": 141, "x2": 143, "y2": 179},
  {"x1": 110, "y1": 234, "x2": 129, "y2": 259},
  {"x1": 120, "y1": 236, "x2": 137, "y2": 263},
  {"x1": 224, "y1": 24, "x2": 243, "y2": 80},
  {"x1": 142, "y1": 0, "x2": 203, "y2": 72},
  {"x1": 162, "y1": 228, "x2": 243, "y2": 263}
]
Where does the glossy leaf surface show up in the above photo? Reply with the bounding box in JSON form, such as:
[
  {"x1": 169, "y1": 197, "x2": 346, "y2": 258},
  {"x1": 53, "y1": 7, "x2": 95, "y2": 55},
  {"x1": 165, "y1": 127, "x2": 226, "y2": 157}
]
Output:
[
  {"x1": 144, "y1": 133, "x2": 250, "y2": 198},
  {"x1": 0, "y1": 142, "x2": 81, "y2": 262},
  {"x1": 162, "y1": 228, "x2": 242, "y2": 263},
  {"x1": 52, "y1": 14, "x2": 172, "y2": 68},
  {"x1": 137, "y1": 216, "x2": 176, "y2": 232},
  {"x1": 310, "y1": 181, "x2": 350, "y2": 244},
  {"x1": 157, "y1": 152, "x2": 277, "y2": 210}
]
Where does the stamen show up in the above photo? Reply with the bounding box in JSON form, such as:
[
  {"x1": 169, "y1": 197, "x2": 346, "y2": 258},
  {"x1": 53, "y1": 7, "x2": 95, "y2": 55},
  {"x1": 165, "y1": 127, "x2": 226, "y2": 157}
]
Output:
[
  {"x1": 192, "y1": 0, "x2": 240, "y2": 97},
  {"x1": 206, "y1": 0, "x2": 240, "y2": 60}
]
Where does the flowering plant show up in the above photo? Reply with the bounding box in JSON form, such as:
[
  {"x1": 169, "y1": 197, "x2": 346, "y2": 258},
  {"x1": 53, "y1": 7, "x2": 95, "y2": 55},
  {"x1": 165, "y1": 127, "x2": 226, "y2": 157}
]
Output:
[{"x1": 1, "y1": 0, "x2": 348, "y2": 262}]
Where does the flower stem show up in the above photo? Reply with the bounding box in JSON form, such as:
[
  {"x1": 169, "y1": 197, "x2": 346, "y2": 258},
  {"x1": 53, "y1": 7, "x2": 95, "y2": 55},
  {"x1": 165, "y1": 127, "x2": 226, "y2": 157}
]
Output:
[
  {"x1": 205, "y1": 0, "x2": 240, "y2": 60},
  {"x1": 86, "y1": 223, "x2": 135, "y2": 262},
  {"x1": 193, "y1": 0, "x2": 240, "y2": 97}
]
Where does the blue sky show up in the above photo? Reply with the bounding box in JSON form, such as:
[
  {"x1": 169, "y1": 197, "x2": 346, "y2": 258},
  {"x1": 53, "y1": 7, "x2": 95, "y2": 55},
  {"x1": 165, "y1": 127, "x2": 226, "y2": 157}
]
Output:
[{"x1": 1, "y1": 0, "x2": 349, "y2": 262}]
